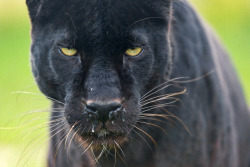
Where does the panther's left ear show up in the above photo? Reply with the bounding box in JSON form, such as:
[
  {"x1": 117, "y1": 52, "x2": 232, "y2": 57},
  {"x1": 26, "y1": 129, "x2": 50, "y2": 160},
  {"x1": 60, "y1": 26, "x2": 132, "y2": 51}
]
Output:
[{"x1": 26, "y1": 0, "x2": 42, "y2": 22}]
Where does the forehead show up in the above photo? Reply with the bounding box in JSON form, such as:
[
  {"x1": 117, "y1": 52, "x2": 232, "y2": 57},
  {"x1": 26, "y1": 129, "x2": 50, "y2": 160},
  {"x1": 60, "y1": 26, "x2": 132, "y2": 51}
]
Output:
[
  {"x1": 38, "y1": 0, "x2": 167, "y2": 29},
  {"x1": 36, "y1": 0, "x2": 168, "y2": 48}
]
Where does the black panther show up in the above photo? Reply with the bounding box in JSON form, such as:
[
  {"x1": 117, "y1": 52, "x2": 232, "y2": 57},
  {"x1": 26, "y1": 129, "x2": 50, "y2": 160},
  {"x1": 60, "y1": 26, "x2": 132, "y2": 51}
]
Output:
[{"x1": 26, "y1": 0, "x2": 250, "y2": 166}]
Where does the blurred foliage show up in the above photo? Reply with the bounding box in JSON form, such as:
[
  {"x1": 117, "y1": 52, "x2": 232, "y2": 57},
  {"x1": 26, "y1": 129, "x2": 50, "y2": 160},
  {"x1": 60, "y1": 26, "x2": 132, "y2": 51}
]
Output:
[{"x1": 0, "y1": 0, "x2": 249, "y2": 166}]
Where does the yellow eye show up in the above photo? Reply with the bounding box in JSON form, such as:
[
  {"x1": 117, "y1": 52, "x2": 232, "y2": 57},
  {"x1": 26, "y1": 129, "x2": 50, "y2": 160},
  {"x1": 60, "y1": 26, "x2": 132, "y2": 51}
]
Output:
[
  {"x1": 60, "y1": 47, "x2": 77, "y2": 56},
  {"x1": 125, "y1": 47, "x2": 143, "y2": 57}
]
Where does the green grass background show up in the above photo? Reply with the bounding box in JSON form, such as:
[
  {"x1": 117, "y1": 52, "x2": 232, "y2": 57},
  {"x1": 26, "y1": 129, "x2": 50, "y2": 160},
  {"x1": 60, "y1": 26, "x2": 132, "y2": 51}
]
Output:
[{"x1": 0, "y1": 0, "x2": 249, "y2": 166}]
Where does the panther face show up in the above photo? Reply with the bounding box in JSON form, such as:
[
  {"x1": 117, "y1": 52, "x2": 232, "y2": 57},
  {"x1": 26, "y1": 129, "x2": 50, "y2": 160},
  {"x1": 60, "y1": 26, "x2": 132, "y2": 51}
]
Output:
[{"x1": 27, "y1": 0, "x2": 172, "y2": 148}]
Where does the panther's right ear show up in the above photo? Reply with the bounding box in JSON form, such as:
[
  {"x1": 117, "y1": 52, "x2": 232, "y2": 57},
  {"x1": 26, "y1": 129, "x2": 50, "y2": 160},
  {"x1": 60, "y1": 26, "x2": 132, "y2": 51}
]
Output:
[{"x1": 26, "y1": 0, "x2": 42, "y2": 22}]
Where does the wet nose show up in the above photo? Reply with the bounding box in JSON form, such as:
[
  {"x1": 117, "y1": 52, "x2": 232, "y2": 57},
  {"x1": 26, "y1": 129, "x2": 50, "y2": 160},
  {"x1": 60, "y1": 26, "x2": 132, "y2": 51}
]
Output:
[{"x1": 85, "y1": 101, "x2": 125, "y2": 124}]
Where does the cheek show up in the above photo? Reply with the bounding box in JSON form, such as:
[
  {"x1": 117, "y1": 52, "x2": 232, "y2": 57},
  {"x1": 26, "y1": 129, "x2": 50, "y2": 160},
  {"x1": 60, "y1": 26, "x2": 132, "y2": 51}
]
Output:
[
  {"x1": 124, "y1": 97, "x2": 141, "y2": 117},
  {"x1": 49, "y1": 51, "x2": 81, "y2": 81},
  {"x1": 130, "y1": 55, "x2": 154, "y2": 84},
  {"x1": 64, "y1": 95, "x2": 86, "y2": 125}
]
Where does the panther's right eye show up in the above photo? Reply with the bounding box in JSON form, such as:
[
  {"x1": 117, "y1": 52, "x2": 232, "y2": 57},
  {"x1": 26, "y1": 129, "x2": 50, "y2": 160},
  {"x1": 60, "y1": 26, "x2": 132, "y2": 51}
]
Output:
[{"x1": 59, "y1": 47, "x2": 78, "y2": 56}]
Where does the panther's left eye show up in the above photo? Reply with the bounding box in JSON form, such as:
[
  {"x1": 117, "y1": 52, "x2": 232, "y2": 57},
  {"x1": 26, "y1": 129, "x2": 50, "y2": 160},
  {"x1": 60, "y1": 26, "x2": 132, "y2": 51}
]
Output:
[
  {"x1": 125, "y1": 47, "x2": 143, "y2": 57},
  {"x1": 59, "y1": 47, "x2": 78, "y2": 56}
]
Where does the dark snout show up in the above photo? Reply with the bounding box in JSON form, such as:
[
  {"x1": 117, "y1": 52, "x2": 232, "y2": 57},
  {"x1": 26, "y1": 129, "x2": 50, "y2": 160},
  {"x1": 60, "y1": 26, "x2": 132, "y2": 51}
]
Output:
[
  {"x1": 77, "y1": 63, "x2": 128, "y2": 132},
  {"x1": 83, "y1": 62, "x2": 125, "y2": 125},
  {"x1": 64, "y1": 62, "x2": 138, "y2": 146}
]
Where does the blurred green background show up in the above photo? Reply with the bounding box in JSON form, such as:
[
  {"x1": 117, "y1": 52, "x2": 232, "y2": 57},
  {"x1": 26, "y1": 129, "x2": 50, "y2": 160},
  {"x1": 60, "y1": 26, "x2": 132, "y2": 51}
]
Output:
[{"x1": 0, "y1": 0, "x2": 249, "y2": 166}]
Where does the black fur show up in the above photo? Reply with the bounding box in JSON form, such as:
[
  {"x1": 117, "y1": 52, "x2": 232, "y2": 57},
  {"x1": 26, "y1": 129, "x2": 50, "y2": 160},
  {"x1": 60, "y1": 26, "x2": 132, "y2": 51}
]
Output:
[{"x1": 26, "y1": 0, "x2": 250, "y2": 166}]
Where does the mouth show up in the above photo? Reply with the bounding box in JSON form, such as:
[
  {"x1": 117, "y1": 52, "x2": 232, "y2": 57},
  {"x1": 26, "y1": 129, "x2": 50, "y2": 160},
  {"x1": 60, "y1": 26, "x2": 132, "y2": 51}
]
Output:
[{"x1": 78, "y1": 128, "x2": 128, "y2": 147}]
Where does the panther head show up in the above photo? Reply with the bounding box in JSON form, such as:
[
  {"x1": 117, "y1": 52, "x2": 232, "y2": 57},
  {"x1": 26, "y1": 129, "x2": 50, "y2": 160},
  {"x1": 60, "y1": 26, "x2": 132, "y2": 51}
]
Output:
[{"x1": 27, "y1": 0, "x2": 173, "y2": 148}]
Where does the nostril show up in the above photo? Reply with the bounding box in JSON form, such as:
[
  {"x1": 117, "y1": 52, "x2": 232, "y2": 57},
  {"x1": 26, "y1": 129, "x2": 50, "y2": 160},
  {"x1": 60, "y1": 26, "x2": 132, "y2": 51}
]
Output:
[{"x1": 109, "y1": 107, "x2": 126, "y2": 122}]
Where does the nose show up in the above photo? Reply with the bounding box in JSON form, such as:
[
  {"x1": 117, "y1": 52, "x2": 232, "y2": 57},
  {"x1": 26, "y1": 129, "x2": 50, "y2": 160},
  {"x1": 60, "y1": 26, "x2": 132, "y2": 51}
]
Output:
[{"x1": 85, "y1": 101, "x2": 125, "y2": 124}]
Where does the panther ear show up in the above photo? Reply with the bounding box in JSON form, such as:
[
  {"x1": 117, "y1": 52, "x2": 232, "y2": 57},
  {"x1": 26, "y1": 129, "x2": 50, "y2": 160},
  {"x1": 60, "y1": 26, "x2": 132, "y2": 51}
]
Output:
[{"x1": 26, "y1": 0, "x2": 42, "y2": 21}]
